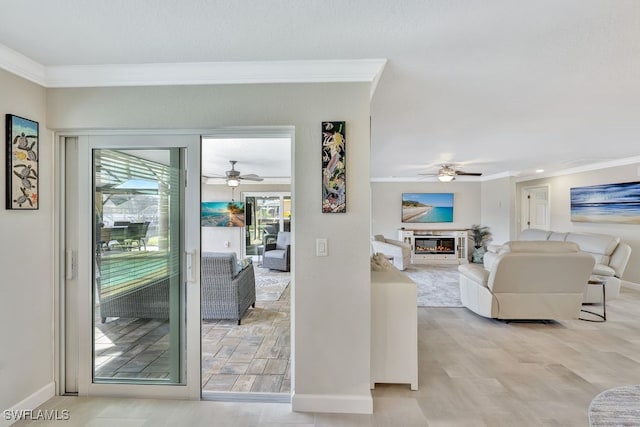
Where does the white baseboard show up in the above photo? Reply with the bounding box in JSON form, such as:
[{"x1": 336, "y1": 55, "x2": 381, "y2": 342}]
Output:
[
  {"x1": 291, "y1": 392, "x2": 373, "y2": 414},
  {"x1": 1, "y1": 382, "x2": 55, "y2": 427},
  {"x1": 622, "y1": 280, "x2": 640, "y2": 292}
]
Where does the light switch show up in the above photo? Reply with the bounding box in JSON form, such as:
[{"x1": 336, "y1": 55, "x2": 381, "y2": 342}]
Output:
[{"x1": 316, "y1": 238, "x2": 328, "y2": 256}]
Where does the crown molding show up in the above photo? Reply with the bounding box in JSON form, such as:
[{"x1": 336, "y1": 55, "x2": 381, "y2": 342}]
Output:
[
  {"x1": 514, "y1": 155, "x2": 640, "y2": 182},
  {"x1": 0, "y1": 44, "x2": 46, "y2": 85},
  {"x1": 0, "y1": 44, "x2": 387, "y2": 88},
  {"x1": 45, "y1": 59, "x2": 388, "y2": 88}
]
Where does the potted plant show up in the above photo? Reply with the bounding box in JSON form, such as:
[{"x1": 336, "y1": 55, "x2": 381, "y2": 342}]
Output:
[{"x1": 470, "y1": 224, "x2": 491, "y2": 263}]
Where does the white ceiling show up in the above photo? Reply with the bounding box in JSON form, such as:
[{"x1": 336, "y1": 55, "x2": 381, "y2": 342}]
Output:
[
  {"x1": 201, "y1": 138, "x2": 291, "y2": 182},
  {"x1": 1, "y1": 0, "x2": 639, "y2": 180}
]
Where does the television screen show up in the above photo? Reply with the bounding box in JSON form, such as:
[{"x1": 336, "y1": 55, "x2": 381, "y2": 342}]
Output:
[
  {"x1": 201, "y1": 201, "x2": 245, "y2": 227},
  {"x1": 402, "y1": 193, "x2": 454, "y2": 223}
]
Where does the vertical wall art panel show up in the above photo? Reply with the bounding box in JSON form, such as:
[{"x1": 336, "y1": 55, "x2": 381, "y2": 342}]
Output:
[
  {"x1": 6, "y1": 114, "x2": 39, "y2": 210},
  {"x1": 570, "y1": 181, "x2": 640, "y2": 224},
  {"x1": 322, "y1": 121, "x2": 346, "y2": 213}
]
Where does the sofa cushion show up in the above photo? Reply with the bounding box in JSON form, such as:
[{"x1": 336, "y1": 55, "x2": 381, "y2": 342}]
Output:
[
  {"x1": 593, "y1": 263, "x2": 616, "y2": 277},
  {"x1": 264, "y1": 249, "x2": 287, "y2": 260},
  {"x1": 548, "y1": 232, "x2": 567, "y2": 241},
  {"x1": 501, "y1": 240, "x2": 580, "y2": 254},
  {"x1": 565, "y1": 232, "x2": 620, "y2": 264},
  {"x1": 519, "y1": 229, "x2": 552, "y2": 240}
]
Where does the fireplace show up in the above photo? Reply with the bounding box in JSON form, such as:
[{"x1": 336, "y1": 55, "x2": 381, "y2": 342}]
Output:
[
  {"x1": 414, "y1": 237, "x2": 455, "y2": 254},
  {"x1": 399, "y1": 229, "x2": 469, "y2": 264}
]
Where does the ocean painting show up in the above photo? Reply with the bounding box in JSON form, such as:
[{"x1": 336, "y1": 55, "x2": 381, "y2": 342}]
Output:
[
  {"x1": 570, "y1": 182, "x2": 640, "y2": 224},
  {"x1": 201, "y1": 201, "x2": 245, "y2": 227},
  {"x1": 402, "y1": 193, "x2": 454, "y2": 223}
]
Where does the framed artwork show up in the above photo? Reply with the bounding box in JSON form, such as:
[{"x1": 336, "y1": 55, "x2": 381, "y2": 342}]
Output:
[
  {"x1": 570, "y1": 181, "x2": 640, "y2": 224},
  {"x1": 201, "y1": 201, "x2": 245, "y2": 227},
  {"x1": 402, "y1": 193, "x2": 454, "y2": 223},
  {"x1": 322, "y1": 121, "x2": 346, "y2": 213},
  {"x1": 6, "y1": 114, "x2": 39, "y2": 210}
]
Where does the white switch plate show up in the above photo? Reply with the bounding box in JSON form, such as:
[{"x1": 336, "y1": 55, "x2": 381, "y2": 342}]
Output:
[
  {"x1": 224, "y1": 241, "x2": 230, "y2": 248},
  {"x1": 316, "y1": 238, "x2": 328, "y2": 256}
]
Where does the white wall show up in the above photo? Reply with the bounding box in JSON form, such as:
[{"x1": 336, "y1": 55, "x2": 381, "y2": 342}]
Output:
[
  {"x1": 480, "y1": 177, "x2": 517, "y2": 245},
  {"x1": 0, "y1": 69, "x2": 54, "y2": 416},
  {"x1": 516, "y1": 164, "x2": 640, "y2": 283},
  {"x1": 371, "y1": 181, "x2": 482, "y2": 239},
  {"x1": 201, "y1": 183, "x2": 290, "y2": 255},
  {"x1": 47, "y1": 83, "x2": 373, "y2": 413}
]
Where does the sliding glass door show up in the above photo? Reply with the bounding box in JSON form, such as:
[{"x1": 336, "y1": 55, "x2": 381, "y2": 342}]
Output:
[
  {"x1": 244, "y1": 193, "x2": 291, "y2": 257},
  {"x1": 63, "y1": 134, "x2": 200, "y2": 398},
  {"x1": 93, "y1": 148, "x2": 183, "y2": 383}
]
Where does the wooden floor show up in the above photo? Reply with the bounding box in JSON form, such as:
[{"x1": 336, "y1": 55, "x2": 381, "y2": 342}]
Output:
[{"x1": 22, "y1": 288, "x2": 640, "y2": 426}]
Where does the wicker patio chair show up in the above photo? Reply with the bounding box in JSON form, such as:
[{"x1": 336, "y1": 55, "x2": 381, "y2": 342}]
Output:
[
  {"x1": 262, "y1": 231, "x2": 291, "y2": 272},
  {"x1": 201, "y1": 252, "x2": 256, "y2": 325}
]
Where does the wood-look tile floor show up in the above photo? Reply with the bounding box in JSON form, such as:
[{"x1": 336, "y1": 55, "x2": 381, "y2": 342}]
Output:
[
  {"x1": 93, "y1": 285, "x2": 290, "y2": 393},
  {"x1": 25, "y1": 287, "x2": 640, "y2": 426},
  {"x1": 201, "y1": 284, "x2": 290, "y2": 393}
]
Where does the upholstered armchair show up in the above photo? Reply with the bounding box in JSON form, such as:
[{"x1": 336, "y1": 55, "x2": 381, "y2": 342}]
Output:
[
  {"x1": 263, "y1": 231, "x2": 291, "y2": 271},
  {"x1": 371, "y1": 235, "x2": 411, "y2": 271},
  {"x1": 201, "y1": 252, "x2": 256, "y2": 324}
]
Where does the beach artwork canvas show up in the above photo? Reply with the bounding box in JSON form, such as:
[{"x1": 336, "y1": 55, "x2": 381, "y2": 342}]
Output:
[
  {"x1": 402, "y1": 193, "x2": 454, "y2": 223},
  {"x1": 570, "y1": 182, "x2": 640, "y2": 224},
  {"x1": 201, "y1": 201, "x2": 245, "y2": 227}
]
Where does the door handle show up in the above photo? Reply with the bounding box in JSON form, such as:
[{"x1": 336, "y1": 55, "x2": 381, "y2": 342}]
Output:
[
  {"x1": 65, "y1": 249, "x2": 76, "y2": 280},
  {"x1": 186, "y1": 249, "x2": 198, "y2": 283}
]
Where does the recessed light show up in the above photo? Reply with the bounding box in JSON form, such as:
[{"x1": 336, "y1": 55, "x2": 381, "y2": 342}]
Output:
[{"x1": 535, "y1": 169, "x2": 544, "y2": 173}]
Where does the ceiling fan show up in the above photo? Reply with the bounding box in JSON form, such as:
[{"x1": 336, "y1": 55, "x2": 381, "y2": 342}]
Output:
[
  {"x1": 204, "y1": 160, "x2": 264, "y2": 187},
  {"x1": 420, "y1": 164, "x2": 483, "y2": 182}
]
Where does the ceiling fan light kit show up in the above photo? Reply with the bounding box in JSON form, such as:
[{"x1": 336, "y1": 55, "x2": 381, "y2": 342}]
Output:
[
  {"x1": 204, "y1": 160, "x2": 264, "y2": 187},
  {"x1": 420, "y1": 164, "x2": 483, "y2": 182}
]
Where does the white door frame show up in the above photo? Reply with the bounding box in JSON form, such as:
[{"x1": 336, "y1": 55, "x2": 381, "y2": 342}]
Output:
[
  {"x1": 56, "y1": 131, "x2": 201, "y2": 399},
  {"x1": 55, "y1": 126, "x2": 295, "y2": 401}
]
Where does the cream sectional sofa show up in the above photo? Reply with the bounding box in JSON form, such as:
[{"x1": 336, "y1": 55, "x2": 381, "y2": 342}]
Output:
[
  {"x1": 459, "y1": 241, "x2": 595, "y2": 320},
  {"x1": 485, "y1": 229, "x2": 631, "y2": 303}
]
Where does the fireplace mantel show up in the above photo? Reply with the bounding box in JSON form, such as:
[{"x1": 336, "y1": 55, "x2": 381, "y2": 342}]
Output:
[{"x1": 398, "y1": 229, "x2": 468, "y2": 264}]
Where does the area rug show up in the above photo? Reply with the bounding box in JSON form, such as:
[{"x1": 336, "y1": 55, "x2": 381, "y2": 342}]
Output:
[
  {"x1": 254, "y1": 265, "x2": 290, "y2": 301},
  {"x1": 589, "y1": 385, "x2": 640, "y2": 426},
  {"x1": 403, "y1": 264, "x2": 463, "y2": 307}
]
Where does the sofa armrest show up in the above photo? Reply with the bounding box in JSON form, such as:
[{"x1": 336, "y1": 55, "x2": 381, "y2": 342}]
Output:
[
  {"x1": 458, "y1": 264, "x2": 490, "y2": 288},
  {"x1": 609, "y1": 242, "x2": 632, "y2": 278},
  {"x1": 372, "y1": 240, "x2": 403, "y2": 256},
  {"x1": 385, "y1": 238, "x2": 411, "y2": 249}
]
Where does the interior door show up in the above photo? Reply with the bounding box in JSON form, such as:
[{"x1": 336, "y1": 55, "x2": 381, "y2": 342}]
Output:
[
  {"x1": 63, "y1": 133, "x2": 201, "y2": 399},
  {"x1": 521, "y1": 186, "x2": 550, "y2": 231}
]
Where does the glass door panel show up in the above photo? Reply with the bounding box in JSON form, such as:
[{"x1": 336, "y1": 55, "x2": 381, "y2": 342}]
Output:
[
  {"x1": 93, "y1": 148, "x2": 183, "y2": 384},
  {"x1": 244, "y1": 194, "x2": 291, "y2": 256}
]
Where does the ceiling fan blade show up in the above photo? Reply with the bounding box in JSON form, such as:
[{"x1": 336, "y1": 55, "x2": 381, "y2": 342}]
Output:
[
  {"x1": 239, "y1": 174, "x2": 263, "y2": 181},
  {"x1": 455, "y1": 171, "x2": 483, "y2": 176}
]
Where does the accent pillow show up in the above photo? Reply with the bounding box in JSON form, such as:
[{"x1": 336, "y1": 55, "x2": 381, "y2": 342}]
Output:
[
  {"x1": 371, "y1": 253, "x2": 395, "y2": 271},
  {"x1": 235, "y1": 257, "x2": 253, "y2": 275}
]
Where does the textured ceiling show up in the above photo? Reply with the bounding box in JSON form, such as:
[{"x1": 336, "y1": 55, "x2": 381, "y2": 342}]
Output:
[{"x1": 1, "y1": 0, "x2": 639, "y2": 179}]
